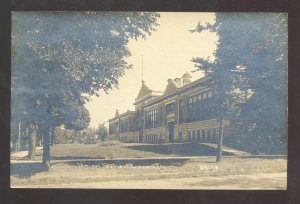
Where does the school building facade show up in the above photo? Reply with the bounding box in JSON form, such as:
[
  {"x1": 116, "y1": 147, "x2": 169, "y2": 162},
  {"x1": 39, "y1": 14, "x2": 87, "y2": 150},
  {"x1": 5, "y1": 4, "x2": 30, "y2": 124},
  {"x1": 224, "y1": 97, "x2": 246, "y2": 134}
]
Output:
[{"x1": 108, "y1": 72, "x2": 236, "y2": 144}]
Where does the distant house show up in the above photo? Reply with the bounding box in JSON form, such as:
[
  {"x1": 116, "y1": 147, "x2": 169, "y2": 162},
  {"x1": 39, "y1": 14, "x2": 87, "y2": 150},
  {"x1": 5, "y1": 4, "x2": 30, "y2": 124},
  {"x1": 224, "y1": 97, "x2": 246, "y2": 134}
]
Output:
[{"x1": 108, "y1": 72, "x2": 236, "y2": 143}]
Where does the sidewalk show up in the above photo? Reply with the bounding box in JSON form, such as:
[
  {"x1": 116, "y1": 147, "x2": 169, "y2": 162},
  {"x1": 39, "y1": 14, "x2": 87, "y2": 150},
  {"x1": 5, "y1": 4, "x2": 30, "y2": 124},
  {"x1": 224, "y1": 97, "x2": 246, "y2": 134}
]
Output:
[
  {"x1": 11, "y1": 150, "x2": 28, "y2": 158},
  {"x1": 10, "y1": 147, "x2": 43, "y2": 160}
]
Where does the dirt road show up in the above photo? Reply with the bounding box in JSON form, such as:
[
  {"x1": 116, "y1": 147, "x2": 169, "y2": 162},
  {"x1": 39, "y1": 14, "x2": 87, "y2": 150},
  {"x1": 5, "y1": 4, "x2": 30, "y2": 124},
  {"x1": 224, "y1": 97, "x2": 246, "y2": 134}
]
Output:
[{"x1": 13, "y1": 172, "x2": 286, "y2": 190}]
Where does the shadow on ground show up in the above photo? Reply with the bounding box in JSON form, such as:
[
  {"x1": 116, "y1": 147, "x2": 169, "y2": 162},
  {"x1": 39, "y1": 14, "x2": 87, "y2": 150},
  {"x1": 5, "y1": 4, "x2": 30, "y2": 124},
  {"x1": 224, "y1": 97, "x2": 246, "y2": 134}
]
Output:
[
  {"x1": 126, "y1": 143, "x2": 235, "y2": 157},
  {"x1": 11, "y1": 162, "x2": 47, "y2": 178},
  {"x1": 223, "y1": 141, "x2": 287, "y2": 155},
  {"x1": 51, "y1": 156, "x2": 105, "y2": 160},
  {"x1": 238, "y1": 155, "x2": 287, "y2": 160}
]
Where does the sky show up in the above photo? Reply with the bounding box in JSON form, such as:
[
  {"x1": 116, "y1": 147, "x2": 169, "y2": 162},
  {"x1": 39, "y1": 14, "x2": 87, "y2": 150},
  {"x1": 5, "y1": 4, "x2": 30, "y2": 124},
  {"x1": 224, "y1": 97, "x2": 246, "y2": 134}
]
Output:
[{"x1": 85, "y1": 12, "x2": 218, "y2": 128}]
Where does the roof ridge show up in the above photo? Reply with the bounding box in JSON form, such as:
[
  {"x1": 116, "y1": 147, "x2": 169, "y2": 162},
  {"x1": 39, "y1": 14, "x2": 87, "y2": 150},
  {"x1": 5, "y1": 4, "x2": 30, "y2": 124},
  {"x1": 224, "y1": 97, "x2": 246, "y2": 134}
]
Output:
[
  {"x1": 136, "y1": 81, "x2": 152, "y2": 100},
  {"x1": 163, "y1": 79, "x2": 178, "y2": 95}
]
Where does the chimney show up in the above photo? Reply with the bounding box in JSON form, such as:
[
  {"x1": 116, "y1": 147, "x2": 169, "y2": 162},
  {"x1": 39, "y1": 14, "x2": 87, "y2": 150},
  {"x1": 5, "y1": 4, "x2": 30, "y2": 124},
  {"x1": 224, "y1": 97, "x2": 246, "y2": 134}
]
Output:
[
  {"x1": 174, "y1": 78, "x2": 182, "y2": 88},
  {"x1": 115, "y1": 109, "x2": 119, "y2": 117}
]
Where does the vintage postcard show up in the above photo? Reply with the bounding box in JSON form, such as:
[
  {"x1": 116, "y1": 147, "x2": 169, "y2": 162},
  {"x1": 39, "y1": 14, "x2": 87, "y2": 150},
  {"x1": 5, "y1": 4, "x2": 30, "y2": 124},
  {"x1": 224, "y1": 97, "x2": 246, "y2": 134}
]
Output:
[{"x1": 11, "y1": 12, "x2": 287, "y2": 189}]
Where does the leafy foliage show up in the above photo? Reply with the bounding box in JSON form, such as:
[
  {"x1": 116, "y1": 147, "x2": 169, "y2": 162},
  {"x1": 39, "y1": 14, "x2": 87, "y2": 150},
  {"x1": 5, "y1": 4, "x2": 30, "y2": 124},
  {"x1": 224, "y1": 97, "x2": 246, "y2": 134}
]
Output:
[
  {"x1": 11, "y1": 12, "x2": 159, "y2": 163},
  {"x1": 96, "y1": 123, "x2": 108, "y2": 142},
  {"x1": 192, "y1": 13, "x2": 288, "y2": 144},
  {"x1": 64, "y1": 104, "x2": 90, "y2": 132}
]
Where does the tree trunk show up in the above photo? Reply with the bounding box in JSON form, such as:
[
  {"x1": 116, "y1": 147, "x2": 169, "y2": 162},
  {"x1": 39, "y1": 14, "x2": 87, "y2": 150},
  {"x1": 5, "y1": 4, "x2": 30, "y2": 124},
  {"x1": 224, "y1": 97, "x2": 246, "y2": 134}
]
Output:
[
  {"x1": 43, "y1": 121, "x2": 51, "y2": 170},
  {"x1": 17, "y1": 121, "x2": 21, "y2": 151},
  {"x1": 20, "y1": 124, "x2": 29, "y2": 151},
  {"x1": 216, "y1": 118, "x2": 224, "y2": 162},
  {"x1": 50, "y1": 126, "x2": 55, "y2": 146},
  {"x1": 13, "y1": 121, "x2": 21, "y2": 151},
  {"x1": 28, "y1": 123, "x2": 36, "y2": 160},
  {"x1": 74, "y1": 130, "x2": 78, "y2": 143},
  {"x1": 36, "y1": 123, "x2": 43, "y2": 147}
]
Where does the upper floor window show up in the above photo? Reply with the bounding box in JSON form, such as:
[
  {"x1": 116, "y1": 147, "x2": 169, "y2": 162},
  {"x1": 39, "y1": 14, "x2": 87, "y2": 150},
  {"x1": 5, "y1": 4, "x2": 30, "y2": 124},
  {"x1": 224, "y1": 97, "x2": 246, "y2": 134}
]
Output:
[
  {"x1": 109, "y1": 124, "x2": 114, "y2": 134},
  {"x1": 120, "y1": 119, "x2": 129, "y2": 132},
  {"x1": 179, "y1": 100, "x2": 184, "y2": 124},
  {"x1": 145, "y1": 108, "x2": 159, "y2": 129},
  {"x1": 165, "y1": 102, "x2": 175, "y2": 114},
  {"x1": 187, "y1": 90, "x2": 214, "y2": 122},
  {"x1": 208, "y1": 90, "x2": 213, "y2": 98},
  {"x1": 197, "y1": 94, "x2": 202, "y2": 101}
]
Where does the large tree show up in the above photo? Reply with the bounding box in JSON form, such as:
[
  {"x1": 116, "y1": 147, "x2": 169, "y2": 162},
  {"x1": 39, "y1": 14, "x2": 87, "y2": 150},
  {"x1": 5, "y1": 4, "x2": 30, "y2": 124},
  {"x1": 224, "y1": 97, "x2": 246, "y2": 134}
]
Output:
[
  {"x1": 12, "y1": 11, "x2": 159, "y2": 168},
  {"x1": 64, "y1": 104, "x2": 91, "y2": 142},
  {"x1": 191, "y1": 13, "x2": 288, "y2": 159}
]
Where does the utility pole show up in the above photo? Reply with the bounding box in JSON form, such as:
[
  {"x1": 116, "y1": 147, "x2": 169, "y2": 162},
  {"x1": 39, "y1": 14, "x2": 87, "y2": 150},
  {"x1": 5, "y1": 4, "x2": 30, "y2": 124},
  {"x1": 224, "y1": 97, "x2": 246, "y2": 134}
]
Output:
[{"x1": 142, "y1": 54, "x2": 144, "y2": 82}]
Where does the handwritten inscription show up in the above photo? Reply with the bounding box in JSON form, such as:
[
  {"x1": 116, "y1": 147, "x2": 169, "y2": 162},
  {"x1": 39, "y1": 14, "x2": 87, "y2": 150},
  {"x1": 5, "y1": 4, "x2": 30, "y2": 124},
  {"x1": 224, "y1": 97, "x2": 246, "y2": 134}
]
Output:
[{"x1": 77, "y1": 163, "x2": 166, "y2": 169}]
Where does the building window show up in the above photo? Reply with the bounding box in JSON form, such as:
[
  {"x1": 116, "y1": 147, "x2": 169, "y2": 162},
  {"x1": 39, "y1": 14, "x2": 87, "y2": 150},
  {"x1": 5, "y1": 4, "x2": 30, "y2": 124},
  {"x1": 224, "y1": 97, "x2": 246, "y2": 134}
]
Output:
[
  {"x1": 179, "y1": 100, "x2": 184, "y2": 124},
  {"x1": 193, "y1": 96, "x2": 197, "y2": 103},
  {"x1": 179, "y1": 131, "x2": 182, "y2": 142},
  {"x1": 187, "y1": 90, "x2": 214, "y2": 122},
  {"x1": 197, "y1": 130, "x2": 201, "y2": 142},
  {"x1": 166, "y1": 102, "x2": 175, "y2": 114},
  {"x1": 115, "y1": 122, "x2": 119, "y2": 133},
  {"x1": 145, "y1": 109, "x2": 159, "y2": 129},
  {"x1": 109, "y1": 124, "x2": 114, "y2": 134},
  {"x1": 207, "y1": 129, "x2": 212, "y2": 141},
  {"x1": 188, "y1": 131, "x2": 191, "y2": 142},
  {"x1": 187, "y1": 96, "x2": 197, "y2": 122},
  {"x1": 212, "y1": 128, "x2": 217, "y2": 141},
  {"x1": 202, "y1": 130, "x2": 206, "y2": 141},
  {"x1": 120, "y1": 119, "x2": 129, "y2": 132},
  {"x1": 197, "y1": 95, "x2": 202, "y2": 101},
  {"x1": 188, "y1": 94, "x2": 201, "y2": 122},
  {"x1": 208, "y1": 90, "x2": 213, "y2": 98},
  {"x1": 146, "y1": 134, "x2": 158, "y2": 143},
  {"x1": 192, "y1": 130, "x2": 196, "y2": 142},
  {"x1": 159, "y1": 106, "x2": 163, "y2": 126},
  {"x1": 206, "y1": 90, "x2": 214, "y2": 119}
]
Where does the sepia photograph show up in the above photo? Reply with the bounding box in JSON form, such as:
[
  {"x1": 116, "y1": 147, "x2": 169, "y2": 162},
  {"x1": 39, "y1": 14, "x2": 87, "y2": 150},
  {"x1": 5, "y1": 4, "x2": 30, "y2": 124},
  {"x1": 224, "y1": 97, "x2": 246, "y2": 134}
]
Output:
[{"x1": 10, "y1": 12, "x2": 288, "y2": 189}]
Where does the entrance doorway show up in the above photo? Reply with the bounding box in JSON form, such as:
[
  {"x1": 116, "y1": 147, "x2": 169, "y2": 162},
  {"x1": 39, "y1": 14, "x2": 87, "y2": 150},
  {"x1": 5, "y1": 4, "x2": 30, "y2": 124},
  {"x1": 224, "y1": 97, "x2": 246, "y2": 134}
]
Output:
[{"x1": 168, "y1": 121, "x2": 174, "y2": 143}]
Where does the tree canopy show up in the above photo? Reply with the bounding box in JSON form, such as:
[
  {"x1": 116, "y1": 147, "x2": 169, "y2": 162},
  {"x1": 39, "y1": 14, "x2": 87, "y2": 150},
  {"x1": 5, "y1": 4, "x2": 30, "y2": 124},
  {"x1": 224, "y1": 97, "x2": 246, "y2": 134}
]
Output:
[
  {"x1": 64, "y1": 104, "x2": 90, "y2": 132},
  {"x1": 191, "y1": 13, "x2": 288, "y2": 145},
  {"x1": 11, "y1": 11, "x2": 160, "y2": 166}
]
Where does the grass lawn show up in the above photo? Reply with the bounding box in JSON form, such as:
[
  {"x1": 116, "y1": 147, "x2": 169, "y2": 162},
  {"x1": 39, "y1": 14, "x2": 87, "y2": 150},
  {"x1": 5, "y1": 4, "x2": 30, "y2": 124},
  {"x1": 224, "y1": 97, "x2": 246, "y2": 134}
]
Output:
[
  {"x1": 11, "y1": 142, "x2": 287, "y2": 189},
  {"x1": 11, "y1": 156, "x2": 287, "y2": 189},
  {"x1": 11, "y1": 143, "x2": 287, "y2": 189},
  {"x1": 37, "y1": 142, "x2": 236, "y2": 160}
]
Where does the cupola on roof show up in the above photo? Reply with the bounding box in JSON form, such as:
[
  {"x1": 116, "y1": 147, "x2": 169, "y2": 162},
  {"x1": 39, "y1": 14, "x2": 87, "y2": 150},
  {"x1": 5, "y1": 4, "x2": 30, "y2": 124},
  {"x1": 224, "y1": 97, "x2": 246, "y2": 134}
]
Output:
[{"x1": 182, "y1": 72, "x2": 192, "y2": 79}]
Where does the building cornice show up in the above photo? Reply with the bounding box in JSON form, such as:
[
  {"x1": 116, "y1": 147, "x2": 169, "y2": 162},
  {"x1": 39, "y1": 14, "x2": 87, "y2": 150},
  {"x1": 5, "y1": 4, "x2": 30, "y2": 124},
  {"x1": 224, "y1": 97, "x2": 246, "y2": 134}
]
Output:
[
  {"x1": 142, "y1": 75, "x2": 213, "y2": 108},
  {"x1": 108, "y1": 110, "x2": 136, "y2": 122}
]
